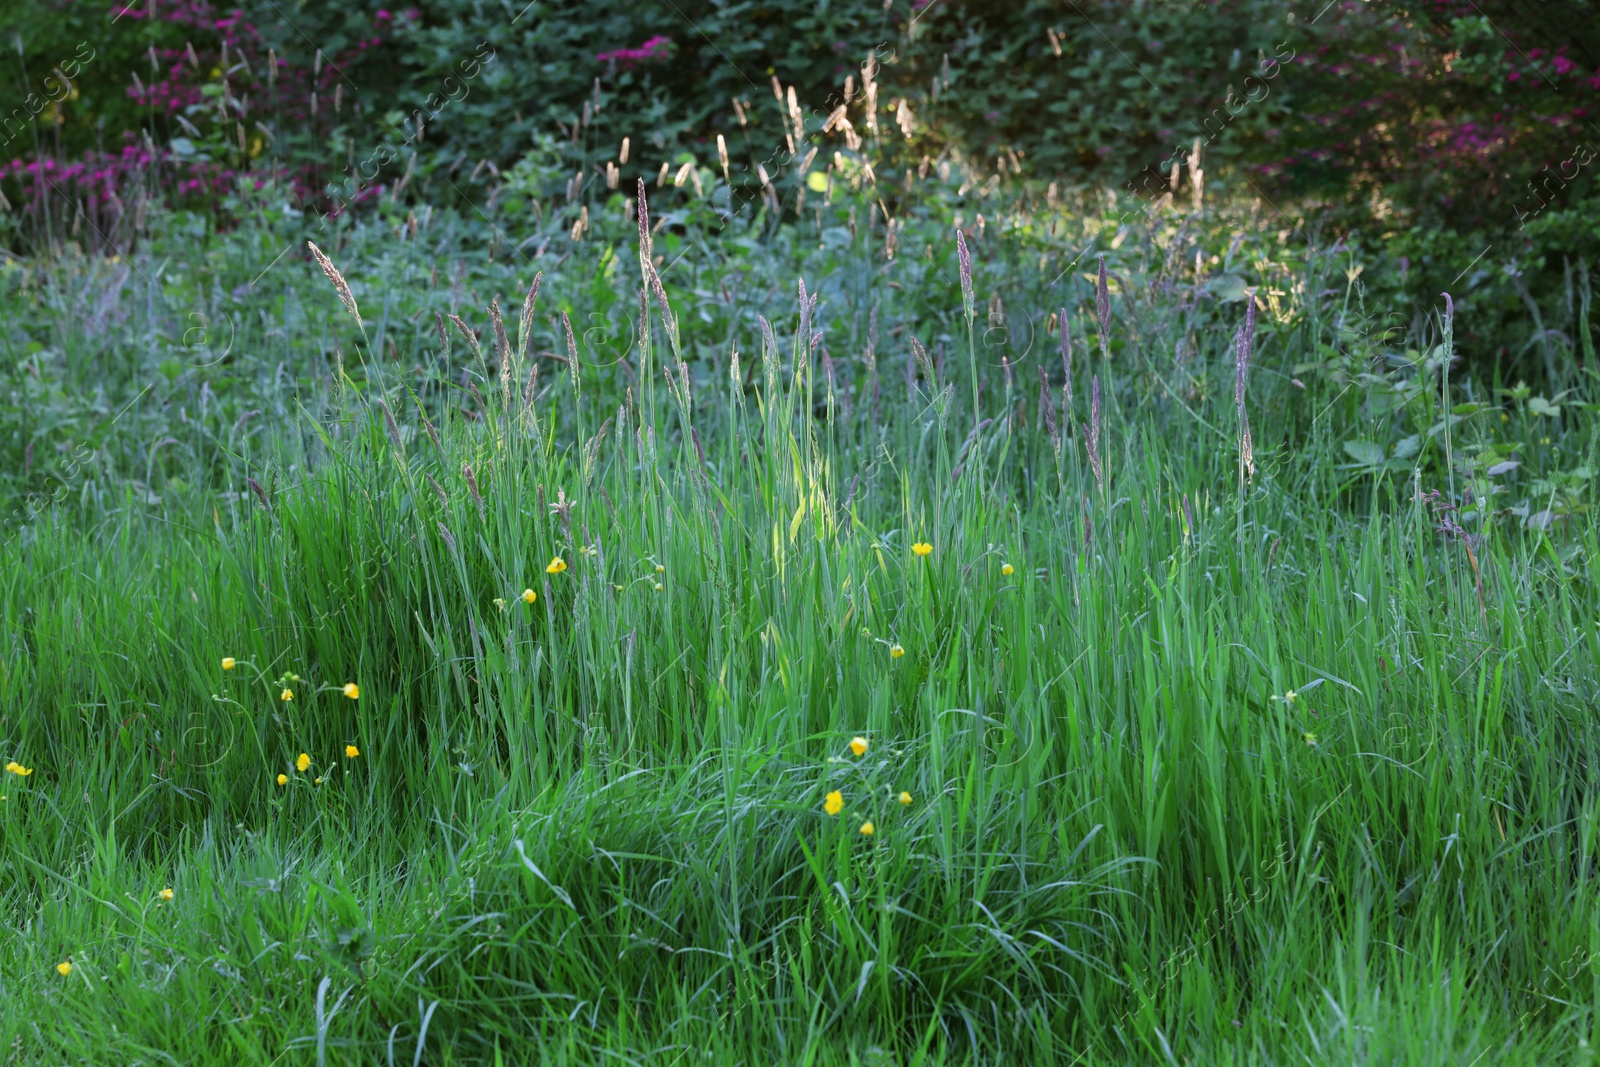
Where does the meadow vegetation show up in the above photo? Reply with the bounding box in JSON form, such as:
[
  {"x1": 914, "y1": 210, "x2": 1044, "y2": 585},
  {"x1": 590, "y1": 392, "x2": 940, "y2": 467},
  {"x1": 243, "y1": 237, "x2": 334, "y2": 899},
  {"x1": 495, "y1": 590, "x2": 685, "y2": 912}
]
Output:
[{"x1": 0, "y1": 159, "x2": 1597, "y2": 1063}]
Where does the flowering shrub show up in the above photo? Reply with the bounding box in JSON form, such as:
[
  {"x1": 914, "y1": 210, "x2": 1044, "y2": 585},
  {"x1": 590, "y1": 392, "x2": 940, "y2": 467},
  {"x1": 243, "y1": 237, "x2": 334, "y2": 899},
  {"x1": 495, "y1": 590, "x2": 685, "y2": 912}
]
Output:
[
  {"x1": 0, "y1": 0, "x2": 410, "y2": 247},
  {"x1": 595, "y1": 35, "x2": 672, "y2": 72}
]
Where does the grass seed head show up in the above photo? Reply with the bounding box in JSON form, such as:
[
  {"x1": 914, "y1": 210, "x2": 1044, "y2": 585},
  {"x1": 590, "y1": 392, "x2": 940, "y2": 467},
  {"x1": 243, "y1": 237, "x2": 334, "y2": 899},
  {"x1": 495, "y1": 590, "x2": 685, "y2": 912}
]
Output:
[{"x1": 306, "y1": 241, "x2": 360, "y2": 324}]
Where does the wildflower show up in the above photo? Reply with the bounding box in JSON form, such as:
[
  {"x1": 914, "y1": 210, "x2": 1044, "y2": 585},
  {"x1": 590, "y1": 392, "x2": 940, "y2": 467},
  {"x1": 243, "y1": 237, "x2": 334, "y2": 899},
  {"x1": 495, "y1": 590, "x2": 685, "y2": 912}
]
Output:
[
  {"x1": 281, "y1": 688, "x2": 293, "y2": 702},
  {"x1": 1284, "y1": 689, "x2": 1297, "y2": 705},
  {"x1": 859, "y1": 821, "x2": 875, "y2": 836},
  {"x1": 276, "y1": 773, "x2": 288, "y2": 786},
  {"x1": 314, "y1": 777, "x2": 323, "y2": 785},
  {"x1": 824, "y1": 790, "x2": 843, "y2": 816},
  {"x1": 899, "y1": 791, "x2": 913, "y2": 805},
  {"x1": 654, "y1": 582, "x2": 663, "y2": 592},
  {"x1": 57, "y1": 962, "x2": 72, "y2": 976},
  {"x1": 5, "y1": 762, "x2": 32, "y2": 777},
  {"x1": 890, "y1": 644, "x2": 905, "y2": 659},
  {"x1": 655, "y1": 564, "x2": 665, "y2": 573},
  {"x1": 346, "y1": 744, "x2": 360, "y2": 758},
  {"x1": 522, "y1": 588, "x2": 537, "y2": 604},
  {"x1": 296, "y1": 753, "x2": 311, "y2": 772},
  {"x1": 1303, "y1": 732, "x2": 1318, "y2": 746},
  {"x1": 546, "y1": 556, "x2": 568, "y2": 574},
  {"x1": 911, "y1": 542, "x2": 932, "y2": 557},
  {"x1": 849, "y1": 736, "x2": 869, "y2": 756},
  {"x1": 1001, "y1": 563, "x2": 1015, "y2": 576},
  {"x1": 158, "y1": 888, "x2": 174, "y2": 901},
  {"x1": 221, "y1": 657, "x2": 236, "y2": 670},
  {"x1": 343, "y1": 682, "x2": 360, "y2": 700}
]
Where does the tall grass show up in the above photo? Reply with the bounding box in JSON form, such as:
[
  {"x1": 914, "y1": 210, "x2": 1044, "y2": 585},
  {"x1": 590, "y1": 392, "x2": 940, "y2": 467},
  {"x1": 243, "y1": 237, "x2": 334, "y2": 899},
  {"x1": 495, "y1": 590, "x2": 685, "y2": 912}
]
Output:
[{"x1": 1, "y1": 179, "x2": 1597, "y2": 1065}]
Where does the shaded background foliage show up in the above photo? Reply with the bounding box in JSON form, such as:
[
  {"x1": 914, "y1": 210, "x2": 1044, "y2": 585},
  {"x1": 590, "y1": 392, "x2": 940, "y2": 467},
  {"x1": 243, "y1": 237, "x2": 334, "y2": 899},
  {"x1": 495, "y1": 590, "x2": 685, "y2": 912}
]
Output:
[{"x1": 0, "y1": 0, "x2": 1594, "y2": 377}]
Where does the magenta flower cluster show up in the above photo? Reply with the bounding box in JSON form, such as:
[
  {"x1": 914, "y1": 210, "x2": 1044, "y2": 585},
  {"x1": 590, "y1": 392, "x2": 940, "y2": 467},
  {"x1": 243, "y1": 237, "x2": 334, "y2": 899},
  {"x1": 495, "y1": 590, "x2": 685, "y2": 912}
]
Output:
[{"x1": 596, "y1": 36, "x2": 672, "y2": 71}]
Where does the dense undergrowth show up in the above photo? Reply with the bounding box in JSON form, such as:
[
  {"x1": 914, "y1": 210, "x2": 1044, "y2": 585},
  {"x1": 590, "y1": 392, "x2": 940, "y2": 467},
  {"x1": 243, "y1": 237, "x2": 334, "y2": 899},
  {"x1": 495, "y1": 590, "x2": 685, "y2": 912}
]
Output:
[{"x1": 1, "y1": 179, "x2": 1598, "y2": 1063}]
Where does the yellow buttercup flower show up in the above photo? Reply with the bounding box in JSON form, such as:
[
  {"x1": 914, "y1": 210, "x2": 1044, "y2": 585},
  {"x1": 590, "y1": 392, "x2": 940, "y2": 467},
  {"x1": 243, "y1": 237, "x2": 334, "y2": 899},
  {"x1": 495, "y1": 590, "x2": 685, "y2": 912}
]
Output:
[
  {"x1": 655, "y1": 564, "x2": 665, "y2": 573},
  {"x1": 158, "y1": 887, "x2": 174, "y2": 901},
  {"x1": 280, "y1": 688, "x2": 294, "y2": 702},
  {"x1": 296, "y1": 753, "x2": 311, "y2": 772},
  {"x1": 890, "y1": 644, "x2": 905, "y2": 659},
  {"x1": 522, "y1": 588, "x2": 537, "y2": 604},
  {"x1": 1001, "y1": 563, "x2": 1014, "y2": 576},
  {"x1": 57, "y1": 962, "x2": 72, "y2": 977},
  {"x1": 314, "y1": 777, "x2": 323, "y2": 785},
  {"x1": 5, "y1": 762, "x2": 32, "y2": 777},
  {"x1": 899, "y1": 791, "x2": 912, "y2": 805},
  {"x1": 1284, "y1": 689, "x2": 1297, "y2": 705},
  {"x1": 343, "y1": 682, "x2": 359, "y2": 700},
  {"x1": 546, "y1": 556, "x2": 568, "y2": 574},
  {"x1": 849, "y1": 736, "x2": 868, "y2": 757},
  {"x1": 824, "y1": 790, "x2": 843, "y2": 816},
  {"x1": 221, "y1": 657, "x2": 236, "y2": 670},
  {"x1": 346, "y1": 744, "x2": 360, "y2": 758},
  {"x1": 911, "y1": 542, "x2": 932, "y2": 557},
  {"x1": 859, "y1": 821, "x2": 875, "y2": 836},
  {"x1": 276, "y1": 773, "x2": 288, "y2": 786}
]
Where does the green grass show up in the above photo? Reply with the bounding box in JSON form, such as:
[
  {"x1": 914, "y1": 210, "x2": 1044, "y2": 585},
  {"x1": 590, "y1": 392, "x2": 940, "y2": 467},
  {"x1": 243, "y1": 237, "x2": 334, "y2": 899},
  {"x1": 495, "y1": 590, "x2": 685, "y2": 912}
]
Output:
[{"x1": 1, "y1": 182, "x2": 1598, "y2": 1064}]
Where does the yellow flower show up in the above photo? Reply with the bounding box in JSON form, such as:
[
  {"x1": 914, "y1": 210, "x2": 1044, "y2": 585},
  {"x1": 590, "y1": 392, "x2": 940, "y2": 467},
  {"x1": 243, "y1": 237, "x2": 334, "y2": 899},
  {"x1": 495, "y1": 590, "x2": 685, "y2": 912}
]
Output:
[
  {"x1": 899, "y1": 791, "x2": 912, "y2": 806},
  {"x1": 345, "y1": 744, "x2": 360, "y2": 758},
  {"x1": 343, "y1": 682, "x2": 359, "y2": 700},
  {"x1": 281, "y1": 688, "x2": 294, "y2": 702},
  {"x1": 890, "y1": 644, "x2": 905, "y2": 659},
  {"x1": 653, "y1": 582, "x2": 664, "y2": 592},
  {"x1": 158, "y1": 887, "x2": 174, "y2": 901},
  {"x1": 296, "y1": 753, "x2": 311, "y2": 772},
  {"x1": 5, "y1": 762, "x2": 32, "y2": 777},
  {"x1": 824, "y1": 790, "x2": 843, "y2": 816},
  {"x1": 1001, "y1": 563, "x2": 1014, "y2": 576},
  {"x1": 522, "y1": 588, "x2": 537, "y2": 604},
  {"x1": 1284, "y1": 689, "x2": 1297, "y2": 705},
  {"x1": 276, "y1": 773, "x2": 287, "y2": 786},
  {"x1": 221, "y1": 657, "x2": 236, "y2": 670},
  {"x1": 859, "y1": 821, "x2": 875, "y2": 836},
  {"x1": 1303, "y1": 732, "x2": 1319, "y2": 747},
  {"x1": 849, "y1": 736, "x2": 868, "y2": 757},
  {"x1": 546, "y1": 556, "x2": 568, "y2": 574},
  {"x1": 1541, "y1": 437, "x2": 1551, "y2": 445},
  {"x1": 314, "y1": 777, "x2": 323, "y2": 785},
  {"x1": 911, "y1": 542, "x2": 932, "y2": 557},
  {"x1": 57, "y1": 962, "x2": 72, "y2": 976},
  {"x1": 655, "y1": 564, "x2": 665, "y2": 573}
]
